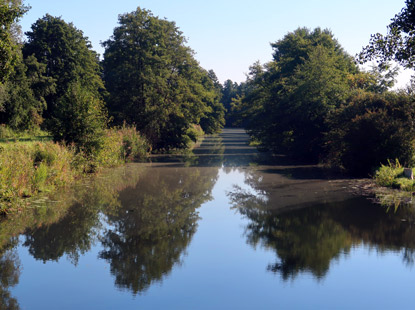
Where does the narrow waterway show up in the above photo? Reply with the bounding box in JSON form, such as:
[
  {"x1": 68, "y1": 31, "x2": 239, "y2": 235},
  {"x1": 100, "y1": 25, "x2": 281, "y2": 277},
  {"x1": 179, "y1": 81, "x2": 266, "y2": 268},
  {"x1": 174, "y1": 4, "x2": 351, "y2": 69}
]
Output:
[{"x1": 2, "y1": 128, "x2": 415, "y2": 309}]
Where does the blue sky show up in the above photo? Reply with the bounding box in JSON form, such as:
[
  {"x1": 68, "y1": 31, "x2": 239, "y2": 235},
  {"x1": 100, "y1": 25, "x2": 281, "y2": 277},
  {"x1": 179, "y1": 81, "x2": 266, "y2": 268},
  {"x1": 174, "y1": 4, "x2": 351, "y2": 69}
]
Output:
[{"x1": 20, "y1": 0, "x2": 409, "y2": 86}]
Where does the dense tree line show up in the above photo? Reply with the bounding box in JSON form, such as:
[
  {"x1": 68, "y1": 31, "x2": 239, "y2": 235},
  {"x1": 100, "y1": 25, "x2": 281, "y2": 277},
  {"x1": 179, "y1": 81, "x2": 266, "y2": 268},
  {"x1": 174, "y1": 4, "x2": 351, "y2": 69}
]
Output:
[
  {"x1": 0, "y1": 4, "x2": 225, "y2": 153},
  {"x1": 3, "y1": 0, "x2": 415, "y2": 175},
  {"x1": 229, "y1": 0, "x2": 415, "y2": 176}
]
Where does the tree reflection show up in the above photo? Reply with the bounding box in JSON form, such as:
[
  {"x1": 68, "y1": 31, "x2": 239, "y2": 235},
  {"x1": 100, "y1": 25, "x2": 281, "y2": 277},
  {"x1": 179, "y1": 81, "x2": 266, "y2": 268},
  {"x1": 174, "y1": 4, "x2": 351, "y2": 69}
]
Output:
[
  {"x1": 23, "y1": 202, "x2": 102, "y2": 264},
  {"x1": 0, "y1": 243, "x2": 21, "y2": 310},
  {"x1": 229, "y1": 175, "x2": 415, "y2": 281},
  {"x1": 22, "y1": 164, "x2": 145, "y2": 264},
  {"x1": 99, "y1": 166, "x2": 218, "y2": 294}
]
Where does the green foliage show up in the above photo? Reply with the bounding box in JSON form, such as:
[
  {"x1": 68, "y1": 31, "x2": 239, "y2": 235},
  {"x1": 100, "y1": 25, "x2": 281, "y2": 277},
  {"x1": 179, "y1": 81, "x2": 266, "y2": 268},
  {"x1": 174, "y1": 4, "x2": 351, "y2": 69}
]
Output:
[
  {"x1": 118, "y1": 125, "x2": 150, "y2": 161},
  {"x1": 199, "y1": 70, "x2": 225, "y2": 134},
  {"x1": 374, "y1": 161, "x2": 415, "y2": 191},
  {"x1": 0, "y1": 124, "x2": 15, "y2": 139},
  {"x1": 48, "y1": 82, "x2": 107, "y2": 155},
  {"x1": 32, "y1": 162, "x2": 48, "y2": 191},
  {"x1": 23, "y1": 14, "x2": 105, "y2": 147},
  {"x1": 375, "y1": 161, "x2": 404, "y2": 187},
  {"x1": 221, "y1": 79, "x2": 244, "y2": 127},
  {"x1": 326, "y1": 92, "x2": 415, "y2": 175},
  {"x1": 393, "y1": 177, "x2": 415, "y2": 191},
  {"x1": 94, "y1": 126, "x2": 149, "y2": 168},
  {"x1": 238, "y1": 28, "x2": 358, "y2": 161},
  {"x1": 0, "y1": 126, "x2": 148, "y2": 211},
  {"x1": 0, "y1": 124, "x2": 50, "y2": 141},
  {"x1": 33, "y1": 143, "x2": 56, "y2": 165},
  {"x1": 359, "y1": 0, "x2": 415, "y2": 69},
  {"x1": 103, "y1": 8, "x2": 223, "y2": 150},
  {"x1": 0, "y1": 54, "x2": 52, "y2": 130},
  {"x1": 232, "y1": 27, "x2": 412, "y2": 175},
  {"x1": 186, "y1": 124, "x2": 204, "y2": 144},
  {"x1": 0, "y1": 142, "x2": 77, "y2": 211},
  {"x1": 0, "y1": 0, "x2": 28, "y2": 83}
]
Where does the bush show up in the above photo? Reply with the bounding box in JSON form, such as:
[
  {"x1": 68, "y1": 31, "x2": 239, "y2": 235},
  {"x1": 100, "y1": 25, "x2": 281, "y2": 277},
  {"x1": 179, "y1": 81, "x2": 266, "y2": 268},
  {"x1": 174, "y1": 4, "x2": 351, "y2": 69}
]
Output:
[
  {"x1": 47, "y1": 82, "x2": 107, "y2": 156},
  {"x1": 326, "y1": 91, "x2": 415, "y2": 176},
  {"x1": 186, "y1": 124, "x2": 204, "y2": 143},
  {"x1": 374, "y1": 160, "x2": 404, "y2": 187},
  {"x1": 0, "y1": 124, "x2": 16, "y2": 139},
  {"x1": 374, "y1": 160, "x2": 415, "y2": 191},
  {"x1": 119, "y1": 125, "x2": 149, "y2": 161},
  {"x1": 393, "y1": 177, "x2": 415, "y2": 191},
  {"x1": 0, "y1": 124, "x2": 51, "y2": 141},
  {"x1": 93, "y1": 125, "x2": 150, "y2": 170}
]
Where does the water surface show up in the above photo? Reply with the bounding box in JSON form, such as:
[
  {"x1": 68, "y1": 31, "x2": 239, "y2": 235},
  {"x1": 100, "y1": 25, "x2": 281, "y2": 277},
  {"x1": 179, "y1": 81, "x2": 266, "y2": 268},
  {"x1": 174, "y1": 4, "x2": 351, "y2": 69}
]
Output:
[{"x1": 2, "y1": 128, "x2": 415, "y2": 309}]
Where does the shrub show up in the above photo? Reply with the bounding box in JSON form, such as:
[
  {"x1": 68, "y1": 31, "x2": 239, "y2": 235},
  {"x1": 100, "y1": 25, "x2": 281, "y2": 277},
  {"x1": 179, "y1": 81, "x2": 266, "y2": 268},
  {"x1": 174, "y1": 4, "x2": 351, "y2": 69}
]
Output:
[
  {"x1": 93, "y1": 125, "x2": 150, "y2": 170},
  {"x1": 0, "y1": 124, "x2": 51, "y2": 141},
  {"x1": 119, "y1": 125, "x2": 150, "y2": 161},
  {"x1": 47, "y1": 82, "x2": 107, "y2": 156},
  {"x1": 393, "y1": 177, "x2": 415, "y2": 191},
  {"x1": 186, "y1": 124, "x2": 204, "y2": 143},
  {"x1": 374, "y1": 160, "x2": 404, "y2": 187},
  {"x1": 326, "y1": 91, "x2": 415, "y2": 176},
  {"x1": 0, "y1": 124, "x2": 16, "y2": 139}
]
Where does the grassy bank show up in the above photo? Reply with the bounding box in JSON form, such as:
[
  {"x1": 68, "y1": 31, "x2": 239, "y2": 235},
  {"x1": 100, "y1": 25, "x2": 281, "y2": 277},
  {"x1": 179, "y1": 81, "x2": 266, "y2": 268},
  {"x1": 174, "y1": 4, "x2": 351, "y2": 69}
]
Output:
[
  {"x1": 367, "y1": 161, "x2": 415, "y2": 209},
  {"x1": 374, "y1": 161, "x2": 415, "y2": 191},
  {"x1": 0, "y1": 125, "x2": 149, "y2": 213}
]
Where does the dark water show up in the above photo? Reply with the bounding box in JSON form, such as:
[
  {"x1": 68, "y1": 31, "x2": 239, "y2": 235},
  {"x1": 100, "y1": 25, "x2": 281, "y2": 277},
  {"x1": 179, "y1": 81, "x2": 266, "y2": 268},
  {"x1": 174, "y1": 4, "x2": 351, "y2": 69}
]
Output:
[{"x1": 2, "y1": 128, "x2": 415, "y2": 309}]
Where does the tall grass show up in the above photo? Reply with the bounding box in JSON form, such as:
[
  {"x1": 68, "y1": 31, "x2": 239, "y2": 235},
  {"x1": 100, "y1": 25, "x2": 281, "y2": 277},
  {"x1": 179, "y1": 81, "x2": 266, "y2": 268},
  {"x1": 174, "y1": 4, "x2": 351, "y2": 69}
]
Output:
[
  {"x1": 0, "y1": 125, "x2": 149, "y2": 213},
  {"x1": 78, "y1": 125, "x2": 150, "y2": 172},
  {"x1": 0, "y1": 142, "x2": 77, "y2": 212},
  {"x1": 374, "y1": 160, "x2": 415, "y2": 191}
]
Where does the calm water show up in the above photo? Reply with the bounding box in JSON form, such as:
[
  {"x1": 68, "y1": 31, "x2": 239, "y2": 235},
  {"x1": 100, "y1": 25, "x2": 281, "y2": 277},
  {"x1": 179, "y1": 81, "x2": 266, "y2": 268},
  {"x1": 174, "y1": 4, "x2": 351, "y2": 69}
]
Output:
[{"x1": 2, "y1": 128, "x2": 415, "y2": 309}]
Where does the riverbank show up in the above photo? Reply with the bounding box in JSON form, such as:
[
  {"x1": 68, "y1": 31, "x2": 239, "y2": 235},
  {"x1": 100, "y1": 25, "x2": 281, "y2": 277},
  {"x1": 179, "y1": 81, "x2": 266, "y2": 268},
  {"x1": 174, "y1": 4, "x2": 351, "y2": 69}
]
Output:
[
  {"x1": 350, "y1": 177, "x2": 415, "y2": 209},
  {"x1": 0, "y1": 126, "x2": 149, "y2": 214}
]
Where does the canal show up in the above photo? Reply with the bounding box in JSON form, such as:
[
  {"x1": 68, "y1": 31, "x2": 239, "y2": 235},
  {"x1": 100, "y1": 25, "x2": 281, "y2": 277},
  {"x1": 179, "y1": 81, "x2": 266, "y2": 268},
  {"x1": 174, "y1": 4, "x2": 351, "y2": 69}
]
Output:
[{"x1": 2, "y1": 128, "x2": 415, "y2": 309}]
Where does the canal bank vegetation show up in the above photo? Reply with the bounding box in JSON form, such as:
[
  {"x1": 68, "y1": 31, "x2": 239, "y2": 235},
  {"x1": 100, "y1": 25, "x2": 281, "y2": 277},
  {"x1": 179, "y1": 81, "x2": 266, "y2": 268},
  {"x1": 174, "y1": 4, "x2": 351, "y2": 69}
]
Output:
[
  {"x1": 0, "y1": 125, "x2": 149, "y2": 212},
  {"x1": 0, "y1": 3, "x2": 225, "y2": 212},
  {"x1": 226, "y1": 0, "x2": 415, "y2": 182},
  {"x1": 2, "y1": 0, "x2": 415, "y2": 212}
]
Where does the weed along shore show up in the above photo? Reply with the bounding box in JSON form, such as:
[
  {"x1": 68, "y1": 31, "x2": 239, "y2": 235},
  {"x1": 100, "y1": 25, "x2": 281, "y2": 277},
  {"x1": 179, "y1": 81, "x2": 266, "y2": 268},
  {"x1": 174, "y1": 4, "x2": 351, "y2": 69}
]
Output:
[{"x1": 0, "y1": 126, "x2": 149, "y2": 213}]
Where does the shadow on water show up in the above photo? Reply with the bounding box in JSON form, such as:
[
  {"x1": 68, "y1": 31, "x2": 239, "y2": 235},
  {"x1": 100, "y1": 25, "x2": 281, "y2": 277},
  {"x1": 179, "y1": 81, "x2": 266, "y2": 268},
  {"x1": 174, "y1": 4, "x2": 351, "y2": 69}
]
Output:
[{"x1": 261, "y1": 166, "x2": 349, "y2": 180}]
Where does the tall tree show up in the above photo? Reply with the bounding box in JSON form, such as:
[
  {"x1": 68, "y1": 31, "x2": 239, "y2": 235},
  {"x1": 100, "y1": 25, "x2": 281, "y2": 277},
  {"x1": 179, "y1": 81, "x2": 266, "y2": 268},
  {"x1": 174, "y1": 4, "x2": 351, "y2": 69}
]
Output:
[
  {"x1": 237, "y1": 28, "x2": 359, "y2": 161},
  {"x1": 23, "y1": 15, "x2": 106, "y2": 148},
  {"x1": 221, "y1": 79, "x2": 242, "y2": 127},
  {"x1": 102, "y1": 8, "x2": 223, "y2": 150},
  {"x1": 0, "y1": 0, "x2": 28, "y2": 83},
  {"x1": 199, "y1": 69, "x2": 225, "y2": 134},
  {"x1": 0, "y1": 54, "x2": 53, "y2": 130}
]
